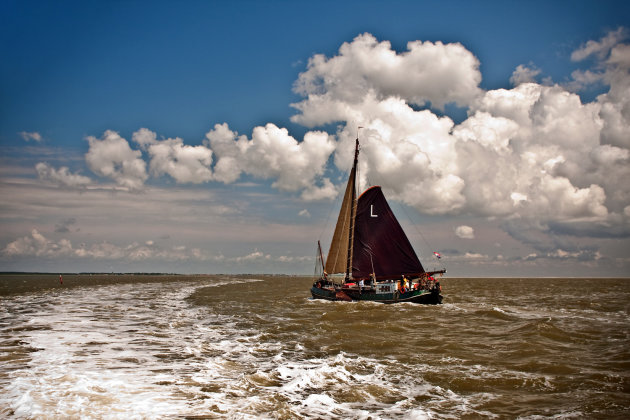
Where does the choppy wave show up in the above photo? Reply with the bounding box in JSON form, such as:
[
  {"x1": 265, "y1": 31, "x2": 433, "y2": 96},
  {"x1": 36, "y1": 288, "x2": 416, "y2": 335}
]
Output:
[{"x1": 1, "y1": 276, "x2": 629, "y2": 418}]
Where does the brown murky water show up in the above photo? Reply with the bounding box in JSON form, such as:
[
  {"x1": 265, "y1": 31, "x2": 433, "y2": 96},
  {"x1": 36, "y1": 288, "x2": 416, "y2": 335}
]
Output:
[{"x1": 1, "y1": 274, "x2": 629, "y2": 418}]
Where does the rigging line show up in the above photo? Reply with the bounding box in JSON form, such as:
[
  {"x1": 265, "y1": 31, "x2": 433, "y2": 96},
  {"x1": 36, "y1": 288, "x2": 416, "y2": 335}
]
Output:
[
  {"x1": 317, "y1": 190, "x2": 339, "y2": 242},
  {"x1": 398, "y1": 200, "x2": 436, "y2": 256},
  {"x1": 356, "y1": 154, "x2": 360, "y2": 195},
  {"x1": 356, "y1": 126, "x2": 363, "y2": 193},
  {"x1": 369, "y1": 251, "x2": 376, "y2": 276}
]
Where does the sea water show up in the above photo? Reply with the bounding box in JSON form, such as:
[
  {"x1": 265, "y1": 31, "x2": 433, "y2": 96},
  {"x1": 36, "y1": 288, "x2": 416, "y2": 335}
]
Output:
[{"x1": 1, "y1": 274, "x2": 629, "y2": 419}]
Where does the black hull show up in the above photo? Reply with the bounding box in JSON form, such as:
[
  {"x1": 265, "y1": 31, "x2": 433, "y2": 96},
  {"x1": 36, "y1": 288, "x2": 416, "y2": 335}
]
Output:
[{"x1": 310, "y1": 285, "x2": 442, "y2": 305}]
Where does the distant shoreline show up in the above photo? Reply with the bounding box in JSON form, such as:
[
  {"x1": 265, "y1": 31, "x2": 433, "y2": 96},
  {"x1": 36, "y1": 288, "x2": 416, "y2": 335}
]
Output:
[
  {"x1": 0, "y1": 272, "x2": 305, "y2": 277},
  {"x1": 1, "y1": 272, "x2": 628, "y2": 279},
  {"x1": 0, "y1": 272, "x2": 183, "y2": 276}
]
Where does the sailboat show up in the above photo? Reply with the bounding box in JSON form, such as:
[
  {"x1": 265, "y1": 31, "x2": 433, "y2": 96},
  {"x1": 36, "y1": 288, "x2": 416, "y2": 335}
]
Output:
[{"x1": 311, "y1": 136, "x2": 446, "y2": 304}]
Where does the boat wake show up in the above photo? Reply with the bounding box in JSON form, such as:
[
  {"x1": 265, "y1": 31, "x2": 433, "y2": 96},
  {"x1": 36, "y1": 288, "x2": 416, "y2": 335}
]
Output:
[{"x1": 1, "y1": 275, "x2": 628, "y2": 418}]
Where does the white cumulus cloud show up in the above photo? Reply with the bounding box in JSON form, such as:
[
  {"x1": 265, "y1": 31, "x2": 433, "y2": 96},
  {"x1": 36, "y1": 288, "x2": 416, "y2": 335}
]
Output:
[
  {"x1": 455, "y1": 225, "x2": 475, "y2": 239},
  {"x1": 85, "y1": 130, "x2": 148, "y2": 190},
  {"x1": 571, "y1": 27, "x2": 628, "y2": 61},
  {"x1": 510, "y1": 64, "x2": 542, "y2": 86},
  {"x1": 285, "y1": 29, "x2": 630, "y2": 251},
  {"x1": 36, "y1": 162, "x2": 91, "y2": 188},
  {"x1": 131, "y1": 127, "x2": 159, "y2": 150},
  {"x1": 3, "y1": 229, "x2": 73, "y2": 258},
  {"x1": 291, "y1": 33, "x2": 482, "y2": 128},
  {"x1": 146, "y1": 136, "x2": 214, "y2": 184},
  {"x1": 19, "y1": 131, "x2": 42, "y2": 142},
  {"x1": 205, "y1": 122, "x2": 336, "y2": 194},
  {"x1": 3, "y1": 229, "x2": 208, "y2": 262},
  {"x1": 29, "y1": 29, "x2": 629, "y2": 264}
]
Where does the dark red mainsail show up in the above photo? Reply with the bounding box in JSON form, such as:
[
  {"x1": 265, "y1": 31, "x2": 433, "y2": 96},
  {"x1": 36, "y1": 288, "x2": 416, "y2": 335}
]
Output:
[{"x1": 352, "y1": 186, "x2": 425, "y2": 279}]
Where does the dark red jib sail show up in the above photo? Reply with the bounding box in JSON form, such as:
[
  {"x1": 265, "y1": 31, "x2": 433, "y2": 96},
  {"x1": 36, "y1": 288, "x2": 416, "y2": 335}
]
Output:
[{"x1": 352, "y1": 186, "x2": 425, "y2": 279}]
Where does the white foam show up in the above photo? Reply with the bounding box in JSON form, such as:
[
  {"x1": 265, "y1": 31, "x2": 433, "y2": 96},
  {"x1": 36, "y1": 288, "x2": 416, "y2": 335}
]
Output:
[{"x1": 0, "y1": 277, "x2": 534, "y2": 419}]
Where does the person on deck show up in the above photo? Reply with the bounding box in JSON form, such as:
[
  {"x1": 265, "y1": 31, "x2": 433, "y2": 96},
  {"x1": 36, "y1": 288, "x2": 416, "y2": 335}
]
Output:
[{"x1": 402, "y1": 276, "x2": 409, "y2": 293}]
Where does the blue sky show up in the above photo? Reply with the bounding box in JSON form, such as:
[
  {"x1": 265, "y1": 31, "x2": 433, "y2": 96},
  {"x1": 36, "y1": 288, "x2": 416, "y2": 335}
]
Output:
[
  {"x1": 1, "y1": 0, "x2": 630, "y2": 276},
  {"x1": 3, "y1": 0, "x2": 624, "y2": 142}
]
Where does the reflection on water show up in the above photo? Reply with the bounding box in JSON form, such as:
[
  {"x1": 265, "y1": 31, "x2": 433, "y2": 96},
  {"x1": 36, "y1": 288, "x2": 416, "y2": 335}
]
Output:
[{"x1": 1, "y1": 275, "x2": 629, "y2": 418}]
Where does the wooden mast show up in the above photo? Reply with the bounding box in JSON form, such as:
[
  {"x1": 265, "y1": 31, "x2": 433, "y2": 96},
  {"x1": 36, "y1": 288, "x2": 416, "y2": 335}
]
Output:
[{"x1": 345, "y1": 136, "x2": 359, "y2": 282}]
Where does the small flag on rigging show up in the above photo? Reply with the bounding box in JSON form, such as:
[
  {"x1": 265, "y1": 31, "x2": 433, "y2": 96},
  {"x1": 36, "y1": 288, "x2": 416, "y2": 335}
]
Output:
[{"x1": 433, "y1": 252, "x2": 442, "y2": 259}]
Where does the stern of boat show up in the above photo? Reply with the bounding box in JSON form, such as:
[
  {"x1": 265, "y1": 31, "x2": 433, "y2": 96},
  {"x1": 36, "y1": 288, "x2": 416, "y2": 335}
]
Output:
[{"x1": 310, "y1": 279, "x2": 338, "y2": 301}]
